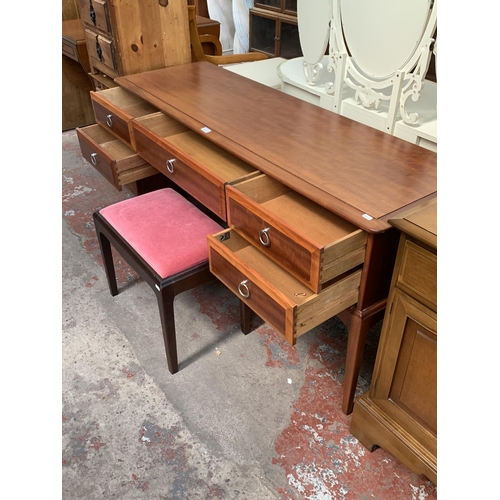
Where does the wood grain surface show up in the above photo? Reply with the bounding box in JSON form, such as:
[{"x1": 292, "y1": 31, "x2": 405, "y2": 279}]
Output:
[{"x1": 117, "y1": 62, "x2": 437, "y2": 232}]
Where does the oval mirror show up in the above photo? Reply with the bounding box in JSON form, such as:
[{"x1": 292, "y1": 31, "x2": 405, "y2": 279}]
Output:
[
  {"x1": 298, "y1": 0, "x2": 332, "y2": 66},
  {"x1": 340, "y1": 0, "x2": 431, "y2": 79}
]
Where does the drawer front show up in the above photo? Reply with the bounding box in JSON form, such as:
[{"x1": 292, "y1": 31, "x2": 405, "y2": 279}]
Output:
[
  {"x1": 91, "y1": 96, "x2": 131, "y2": 146},
  {"x1": 78, "y1": 0, "x2": 93, "y2": 27},
  {"x1": 226, "y1": 177, "x2": 367, "y2": 292},
  {"x1": 76, "y1": 126, "x2": 118, "y2": 187},
  {"x1": 208, "y1": 229, "x2": 362, "y2": 344},
  {"x1": 62, "y1": 39, "x2": 78, "y2": 60},
  {"x1": 85, "y1": 29, "x2": 117, "y2": 75},
  {"x1": 133, "y1": 121, "x2": 225, "y2": 219},
  {"x1": 227, "y1": 193, "x2": 316, "y2": 287},
  {"x1": 209, "y1": 240, "x2": 290, "y2": 340},
  {"x1": 92, "y1": 0, "x2": 111, "y2": 33},
  {"x1": 79, "y1": 0, "x2": 110, "y2": 33},
  {"x1": 397, "y1": 239, "x2": 437, "y2": 309},
  {"x1": 91, "y1": 88, "x2": 159, "y2": 148},
  {"x1": 76, "y1": 125, "x2": 155, "y2": 190}
]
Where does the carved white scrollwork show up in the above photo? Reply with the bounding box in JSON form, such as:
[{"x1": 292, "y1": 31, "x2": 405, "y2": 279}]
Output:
[
  {"x1": 328, "y1": 0, "x2": 437, "y2": 128},
  {"x1": 298, "y1": 0, "x2": 332, "y2": 86},
  {"x1": 303, "y1": 61, "x2": 324, "y2": 86},
  {"x1": 399, "y1": 36, "x2": 435, "y2": 124}
]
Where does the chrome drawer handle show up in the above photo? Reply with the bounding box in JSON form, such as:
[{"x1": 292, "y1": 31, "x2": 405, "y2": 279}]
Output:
[
  {"x1": 90, "y1": 152, "x2": 98, "y2": 165},
  {"x1": 166, "y1": 159, "x2": 176, "y2": 173},
  {"x1": 238, "y1": 280, "x2": 250, "y2": 299},
  {"x1": 259, "y1": 228, "x2": 271, "y2": 247},
  {"x1": 106, "y1": 114, "x2": 113, "y2": 127}
]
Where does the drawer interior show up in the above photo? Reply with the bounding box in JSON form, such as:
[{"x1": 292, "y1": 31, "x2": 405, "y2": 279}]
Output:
[
  {"x1": 232, "y1": 174, "x2": 359, "y2": 245},
  {"x1": 217, "y1": 230, "x2": 316, "y2": 304},
  {"x1": 96, "y1": 87, "x2": 157, "y2": 118},
  {"x1": 82, "y1": 124, "x2": 138, "y2": 159},
  {"x1": 136, "y1": 112, "x2": 256, "y2": 180}
]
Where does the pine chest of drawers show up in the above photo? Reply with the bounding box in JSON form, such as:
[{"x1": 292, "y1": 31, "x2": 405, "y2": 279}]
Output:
[{"x1": 77, "y1": 0, "x2": 191, "y2": 89}]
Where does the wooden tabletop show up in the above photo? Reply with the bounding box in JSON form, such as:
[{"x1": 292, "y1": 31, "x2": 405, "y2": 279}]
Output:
[{"x1": 116, "y1": 62, "x2": 437, "y2": 233}]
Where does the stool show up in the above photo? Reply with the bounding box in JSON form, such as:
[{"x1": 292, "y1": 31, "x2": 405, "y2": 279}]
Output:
[{"x1": 93, "y1": 188, "x2": 224, "y2": 374}]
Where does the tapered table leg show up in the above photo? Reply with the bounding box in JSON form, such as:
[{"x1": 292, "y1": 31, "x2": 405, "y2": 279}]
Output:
[{"x1": 341, "y1": 300, "x2": 386, "y2": 414}]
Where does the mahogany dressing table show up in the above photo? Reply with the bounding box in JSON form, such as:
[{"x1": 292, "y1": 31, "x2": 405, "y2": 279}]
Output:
[{"x1": 79, "y1": 61, "x2": 436, "y2": 414}]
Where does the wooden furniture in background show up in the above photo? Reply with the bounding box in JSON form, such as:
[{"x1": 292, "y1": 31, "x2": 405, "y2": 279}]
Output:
[
  {"x1": 62, "y1": 18, "x2": 95, "y2": 130},
  {"x1": 350, "y1": 198, "x2": 437, "y2": 483},
  {"x1": 188, "y1": 4, "x2": 268, "y2": 65},
  {"x1": 195, "y1": 14, "x2": 222, "y2": 57},
  {"x1": 63, "y1": 0, "x2": 80, "y2": 20},
  {"x1": 277, "y1": 0, "x2": 437, "y2": 151},
  {"x1": 249, "y1": 0, "x2": 301, "y2": 58},
  {"x1": 77, "y1": 0, "x2": 191, "y2": 90},
  {"x1": 194, "y1": 0, "x2": 210, "y2": 18}
]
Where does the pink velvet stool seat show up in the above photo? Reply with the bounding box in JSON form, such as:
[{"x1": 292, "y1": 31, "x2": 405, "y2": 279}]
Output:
[{"x1": 93, "y1": 188, "x2": 224, "y2": 374}]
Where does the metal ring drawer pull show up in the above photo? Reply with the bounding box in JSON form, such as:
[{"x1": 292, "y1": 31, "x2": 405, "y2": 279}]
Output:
[
  {"x1": 166, "y1": 159, "x2": 176, "y2": 173},
  {"x1": 259, "y1": 228, "x2": 271, "y2": 247},
  {"x1": 90, "y1": 153, "x2": 98, "y2": 165},
  {"x1": 238, "y1": 280, "x2": 250, "y2": 299},
  {"x1": 106, "y1": 114, "x2": 113, "y2": 127}
]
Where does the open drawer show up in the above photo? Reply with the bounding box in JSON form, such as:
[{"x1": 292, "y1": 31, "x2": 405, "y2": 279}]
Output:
[
  {"x1": 226, "y1": 174, "x2": 368, "y2": 293},
  {"x1": 208, "y1": 229, "x2": 362, "y2": 344},
  {"x1": 76, "y1": 124, "x2": 157, "y2": 190},
  {"x1": 132, "y1": 112, "x2": 257, "y2": 221},
  {"x1": 91, "y1": 87, "x2": 158, "y2": 148}
]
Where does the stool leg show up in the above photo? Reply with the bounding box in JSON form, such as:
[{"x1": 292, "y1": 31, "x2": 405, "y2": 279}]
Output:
[
  {"x1": 96, "y1": 229, "x2": 119, "y2": 296},
  {"x1": 240, "y1": 300, "x2": 252, "y2": 335},
  {"x1": 156, "y1": 286, "x2": 179, "y2": 374}
]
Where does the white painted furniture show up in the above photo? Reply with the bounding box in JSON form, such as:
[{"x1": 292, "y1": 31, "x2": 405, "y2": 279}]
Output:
[
  {"x1": 223, "y1": 57, "x2": 286, "y2": 89},
  {"x1": 278, "y1": 0, "x2": 437, "y2": 151}
]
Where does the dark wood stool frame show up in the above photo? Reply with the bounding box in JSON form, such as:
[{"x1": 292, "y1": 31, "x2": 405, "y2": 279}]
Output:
[{"x1": 93, "y1": 210, "x2": 221, "y2": 374}]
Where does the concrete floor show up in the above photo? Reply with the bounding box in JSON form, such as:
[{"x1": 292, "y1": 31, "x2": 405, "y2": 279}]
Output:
[{"x1": 62, "y1": 128, "x2": 438, "y2": 499}]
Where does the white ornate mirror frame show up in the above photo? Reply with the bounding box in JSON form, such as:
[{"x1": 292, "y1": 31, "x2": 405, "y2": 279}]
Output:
[
  {"x1": 325, "y1": 0, "x2": 437, "y2": 131},
  {"x1": 298, "y1": 0, "x2": 332, "y2": 85}
]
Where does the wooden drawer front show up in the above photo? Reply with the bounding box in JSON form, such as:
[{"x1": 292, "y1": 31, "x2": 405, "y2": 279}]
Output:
[
  {"x1": 397, "y1": 239, "x2": 437, "y2": 309},
  {"x1": 85, "y1": 29, "x2": 117, "y2": 76},
  {"x1": 62, "y1": 38, "x2": 78, "y2": 60},
  {"x1": 91, "y1": 88, "x2": 157, "y2": 148},
  {"x1": 133, "y1": 113, "x2": 256, "y2": 221},
  {"x1": 92, "y1": 96, "x2": 131, "y2": 145},
  {"x1": 79, "y1": 0, "x2": 110, "y2": 33},
  {"x1": 76, "y1": 124, "x2": 156, "y2": 190},
  {"x1": 133, "y1": 120, "x2": 224, "y2": 218},
  {"x1": 92, "y1": 0, "x2": 111, "y2": 33},
  {"x1": 208, "y1": 229, "x2": 362, "y2": 344},
  {"x1": 227, "y1": 175, "x2": 367, "y2": 292}
]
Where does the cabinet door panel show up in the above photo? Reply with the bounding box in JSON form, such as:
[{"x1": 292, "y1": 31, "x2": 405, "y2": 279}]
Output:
[
  {"x1": 373, "y1": 289, "x2": 437, "y2": 435},
  {"x1": 390, "y1": 314, "x2": 436, "y2": 432}
]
